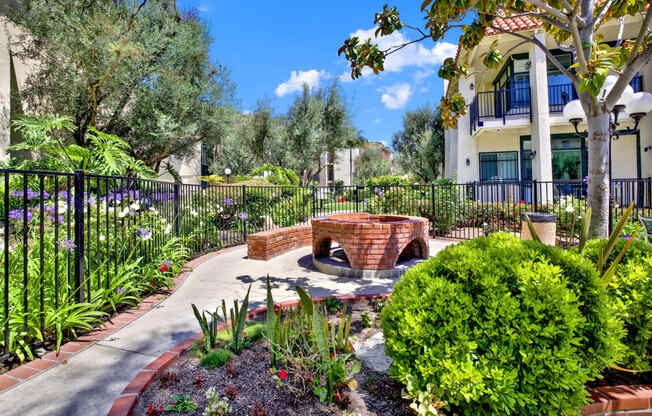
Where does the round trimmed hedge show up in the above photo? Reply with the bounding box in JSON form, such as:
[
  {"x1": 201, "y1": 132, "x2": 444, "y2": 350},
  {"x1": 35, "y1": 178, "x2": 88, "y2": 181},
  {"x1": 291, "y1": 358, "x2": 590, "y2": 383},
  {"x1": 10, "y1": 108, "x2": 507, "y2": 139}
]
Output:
[
  {"x1": 582, "y1": 238, "x2": 652, "y2": 370},
  {"x1": 381, "y1": 233, "x2": 624, "y2": 415}
]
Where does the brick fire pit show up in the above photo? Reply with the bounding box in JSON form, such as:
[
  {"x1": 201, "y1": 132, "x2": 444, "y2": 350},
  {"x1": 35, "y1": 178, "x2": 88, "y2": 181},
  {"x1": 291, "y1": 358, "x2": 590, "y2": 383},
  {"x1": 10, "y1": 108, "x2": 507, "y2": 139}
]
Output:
[{"x1": 312, "y1": 213, "x2": 429, "y2": 274}]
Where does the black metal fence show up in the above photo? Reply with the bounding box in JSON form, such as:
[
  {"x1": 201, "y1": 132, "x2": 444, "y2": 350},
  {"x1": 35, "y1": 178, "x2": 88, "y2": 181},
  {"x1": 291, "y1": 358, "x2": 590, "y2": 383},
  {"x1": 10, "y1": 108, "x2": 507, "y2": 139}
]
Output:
[{"x1": 2, "y1": 169, "x2": 651, "y2": 356}]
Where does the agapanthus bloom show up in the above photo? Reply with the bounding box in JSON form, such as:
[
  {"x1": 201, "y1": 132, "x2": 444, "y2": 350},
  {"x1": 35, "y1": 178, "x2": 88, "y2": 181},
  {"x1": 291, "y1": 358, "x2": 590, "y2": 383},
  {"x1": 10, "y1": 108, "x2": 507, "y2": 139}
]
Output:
[
  {"x1": 135, "y1": 227, "x2": 153, "y2": 240},
  {"x1": 238, "y1": 212, "x2": 248, "y2": 221},
  {"x1": 57, "y1": 238, "x2": 76, "y2": 251},
  {"x1": 223, "y1": 198, "x2": 232, "y2": 206},
  {"x1": 8, "y1": 209, "x2": 32, "y2": 222},
  {"x1": 116, "y1": 286, "x2": 127, "y2": 294}
]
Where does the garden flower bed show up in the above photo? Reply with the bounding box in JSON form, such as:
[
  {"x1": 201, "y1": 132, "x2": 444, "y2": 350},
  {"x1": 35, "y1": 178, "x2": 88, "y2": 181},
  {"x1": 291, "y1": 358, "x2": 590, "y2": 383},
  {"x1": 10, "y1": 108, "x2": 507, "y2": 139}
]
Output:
[{"x1": 131, "y1": 295, "x2": 408, "y2": 416}]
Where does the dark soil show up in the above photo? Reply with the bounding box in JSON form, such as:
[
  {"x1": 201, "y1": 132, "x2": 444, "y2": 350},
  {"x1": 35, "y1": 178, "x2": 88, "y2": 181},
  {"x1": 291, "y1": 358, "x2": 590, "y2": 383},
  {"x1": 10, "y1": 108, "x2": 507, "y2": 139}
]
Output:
[
  {"x1": 588, "y1": 368, "x2": 652, "y2": 388},
  {"x1": 133, "y1": 298, "x2": 651, "y2": 416},
  {"x1": 133, "y1": 300, "x2": 412, "y2": 416}
]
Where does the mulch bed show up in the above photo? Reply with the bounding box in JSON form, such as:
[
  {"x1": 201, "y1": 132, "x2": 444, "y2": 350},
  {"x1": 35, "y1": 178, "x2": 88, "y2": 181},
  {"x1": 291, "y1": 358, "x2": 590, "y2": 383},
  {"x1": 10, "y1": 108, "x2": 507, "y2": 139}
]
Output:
[
  {"x1": 132, "y1": 297, "x2": 650, "y2": 416},
  {"x1": 133, "y1": 300, "x2": 412, "y2": 416}
]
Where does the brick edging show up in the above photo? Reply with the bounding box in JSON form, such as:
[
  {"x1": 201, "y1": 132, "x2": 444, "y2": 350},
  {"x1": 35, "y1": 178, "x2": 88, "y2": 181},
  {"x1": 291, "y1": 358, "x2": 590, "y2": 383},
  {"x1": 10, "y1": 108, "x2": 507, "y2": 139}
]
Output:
[
  {"x1": 0, "y1": 244, "x2": 245, "y2": 395},
  {"x1": 106, "y1": 292, "x2": 392, "y2": 416}
]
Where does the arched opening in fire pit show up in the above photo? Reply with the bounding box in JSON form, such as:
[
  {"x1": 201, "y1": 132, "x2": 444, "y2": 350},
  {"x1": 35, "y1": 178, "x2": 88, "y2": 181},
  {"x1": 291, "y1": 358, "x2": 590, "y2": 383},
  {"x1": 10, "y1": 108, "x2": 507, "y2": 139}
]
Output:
[{"x1": 397, "y1": 237, "x2": 429, "y2": 263}]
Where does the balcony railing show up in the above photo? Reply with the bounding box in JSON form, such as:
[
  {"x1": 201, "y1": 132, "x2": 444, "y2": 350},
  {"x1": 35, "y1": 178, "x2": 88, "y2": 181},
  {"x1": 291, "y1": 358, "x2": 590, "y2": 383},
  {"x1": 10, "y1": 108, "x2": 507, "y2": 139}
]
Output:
[
  {"x1": 470, "y1": 87, "x2": 532, "y2": 133},
  {"x1": 549, "y1": 74, "x2": 643, "y2": 113},
  {"x1": 470, "y1": 74, "x2": 644, "y2": 133}
]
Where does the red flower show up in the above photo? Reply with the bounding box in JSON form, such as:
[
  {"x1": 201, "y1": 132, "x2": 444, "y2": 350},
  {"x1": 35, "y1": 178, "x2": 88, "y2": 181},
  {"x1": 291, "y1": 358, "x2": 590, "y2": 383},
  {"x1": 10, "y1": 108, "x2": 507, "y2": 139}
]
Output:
[
  {"x1": 159, "y1": 407, "x2": 163, "y2": 413},
  {"x1": 520, "y1": 200, "x2": 525, "y2": 204},
  {"x1": 513, "y1": 203, "x2": 517, "y2": 207},
  {"x1": 151, "y1": 282, "x2": 155, "y2": 287},
  {"x1": 159, "y1": 263, "x2": 168, "y2": 273},
  {"x1": 146, "y1": 405, "x2": 154, "y2": 415},
  {"x1": 278, "y1": 369, "x2": 288, "y2": 380},
  {"x1": 514, "y1": 212, "x2": 519, "y2": 217}
]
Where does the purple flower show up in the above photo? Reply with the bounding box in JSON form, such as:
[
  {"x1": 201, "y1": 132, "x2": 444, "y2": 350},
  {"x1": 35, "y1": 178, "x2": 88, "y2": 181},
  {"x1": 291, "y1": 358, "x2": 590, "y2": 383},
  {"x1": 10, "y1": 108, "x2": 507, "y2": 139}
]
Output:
[
  {"x1": 223, "y1": 198, "x2": 233, "y2": 206},
  {"x1": 116, "y1": 286, "x2": 127, "y2": 294},
  {"x1": 86, "y1": 194, "x2": 95, "y2": 207},
  {"x1": 374, "y1": 187, "x2": 383, "y2": 197},
  {"x1": 583, "y1": 176, "x2": 588, "y2": 184},
  {"x1": 238, "y1": 212, "x2": 248, "y2": 221},
  {"x1": 8, "y1": 209, "x2": 32, "y2": 222},
  {"x1": 162, "y1": 259, "x2": 173, "y2": 267},
  {"x1": 621, "y1": 235, "x2": 632, "y2": 239},
  {"x1": 571, "y1": 242, "x2": 579, "y2": 247},
  {"x1": 135, "y1": 227, "x2": 153, "y2": 240},
  {"x1": 57, "y1": 238, "x2": 76, "y2": 251},
  {"x1": 10, "y1": 190, "x2": 23, "y2": 198},
  {"x1": 57, "y1": 191, "x2": 69, "y2": 201}
]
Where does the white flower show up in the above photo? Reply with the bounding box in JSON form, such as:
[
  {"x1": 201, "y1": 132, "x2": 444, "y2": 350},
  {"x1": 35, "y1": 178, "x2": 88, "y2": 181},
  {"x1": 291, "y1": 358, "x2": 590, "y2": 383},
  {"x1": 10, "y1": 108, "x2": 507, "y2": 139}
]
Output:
[
  {"x1": 149, "y1": 206, "x2": 159, "y2": 215},
  {"x1": 118, "y1": 207, "x2": 129, "y2": 218},
  {"x1": 565, "y1": 204, "x2": 575, "y2": 213},
  {"x1": 190, "y1": 209, "x2": 198, "y2": 217},
  {"x1": 99, "y1": 234, "x2": 106, "y2": 242},
  {"x1": 57, "y1": 200, "x2": 68, "y2": 210},
  {"x1": 161, "y1": 217, "x2": 167, "y2": 223},
  {"x1": 129, "y1": 201, "x2": 140, "y2": 211},
  {"x1": 165, "y1": 223, "x2": 172, "y2": 235},
  {"x1": 215, "y1": 204, "x2": 223, "y2": 214}
]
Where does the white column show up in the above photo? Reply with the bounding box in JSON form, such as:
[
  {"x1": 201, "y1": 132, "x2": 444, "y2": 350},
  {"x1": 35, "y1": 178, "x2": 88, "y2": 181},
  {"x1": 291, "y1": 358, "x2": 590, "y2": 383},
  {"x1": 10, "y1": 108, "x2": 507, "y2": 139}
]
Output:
[
  {"x1": 529, "y1": 32, "x2": 553, "y2": 202},
  {"x1": 444, "y1": 127, "x2": 458, "y2": 179},
  {"x1": 455, "y1": 75, "x2": 478, "y2": 183},
  {"x1": 0, "y1": 20, "x2": 10, "y2": 163}
]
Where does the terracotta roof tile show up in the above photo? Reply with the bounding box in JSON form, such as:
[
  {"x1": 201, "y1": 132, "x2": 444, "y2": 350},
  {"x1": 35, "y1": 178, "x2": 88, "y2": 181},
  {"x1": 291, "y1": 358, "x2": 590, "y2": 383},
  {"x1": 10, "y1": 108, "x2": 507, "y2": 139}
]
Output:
[{"x1": 485, "y1": 14, "x2": 542, "y2": 35}]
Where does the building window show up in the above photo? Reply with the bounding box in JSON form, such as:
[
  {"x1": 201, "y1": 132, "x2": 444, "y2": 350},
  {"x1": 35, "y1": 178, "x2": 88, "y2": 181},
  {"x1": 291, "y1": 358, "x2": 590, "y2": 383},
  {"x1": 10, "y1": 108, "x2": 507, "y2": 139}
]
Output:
[{"x1": 479, "y1": 152, "x2": 519, "y2": 181}]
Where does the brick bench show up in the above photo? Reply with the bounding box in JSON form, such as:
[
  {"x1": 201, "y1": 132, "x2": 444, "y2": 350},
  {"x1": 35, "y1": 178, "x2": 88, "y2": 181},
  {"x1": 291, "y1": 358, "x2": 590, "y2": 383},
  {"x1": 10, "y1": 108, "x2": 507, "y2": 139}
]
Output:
[{"x1": 247, "y1": 225, "x2": 312, "y2": 260}]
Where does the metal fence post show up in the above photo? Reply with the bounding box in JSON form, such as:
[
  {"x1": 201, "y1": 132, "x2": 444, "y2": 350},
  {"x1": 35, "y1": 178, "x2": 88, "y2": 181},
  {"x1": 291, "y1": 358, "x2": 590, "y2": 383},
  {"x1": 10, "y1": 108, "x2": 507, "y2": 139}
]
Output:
[
  {"x1": 312, "y1": 184, "x2": 317, "y2": 217},
  {"x1": 173, "y1": 182, "x2": 180, "y2": 235},
  {"x1": 242, "y1": 184, "x2": 247, "y2": 241},
  {"x1": 73, "y1": 170, "x2": 85, "y2": 303},
  {"x1": 354, "y1": 186, "x2": 359, "y2": 213},
  {"x1": 532, "y1": 179, "x2": 538, "y2": 211},
  {"x1": 431, "y1": 182, "x2": 436, "y2": 233}
]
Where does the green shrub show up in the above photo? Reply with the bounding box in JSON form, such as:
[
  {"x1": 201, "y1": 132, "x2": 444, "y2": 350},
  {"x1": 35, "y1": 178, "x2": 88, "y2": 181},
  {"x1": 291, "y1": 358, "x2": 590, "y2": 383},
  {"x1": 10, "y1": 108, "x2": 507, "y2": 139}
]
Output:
[
  {"x1": 365, "y1": 174, "x2": 413, "y2": 187},
  {"x1": 582, "y1": 238, "x2": 652, "y2": 370},
  {"x1": 381, "y1": 233, "x2": 624, "y2": 416},
  {"x1": 244, "y1": 323, "x2": 265, "y2": 342},
  {"x1": 199, "y1": 348, "x2": 233, "y2": 368}
]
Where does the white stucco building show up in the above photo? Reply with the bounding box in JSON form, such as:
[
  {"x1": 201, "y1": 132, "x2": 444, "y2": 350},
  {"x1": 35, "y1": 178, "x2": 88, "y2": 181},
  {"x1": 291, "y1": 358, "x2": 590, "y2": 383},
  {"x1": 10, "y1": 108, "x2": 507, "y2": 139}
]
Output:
[{"x1": 444, "y1": 13, "x2": 651, "y2": 196}]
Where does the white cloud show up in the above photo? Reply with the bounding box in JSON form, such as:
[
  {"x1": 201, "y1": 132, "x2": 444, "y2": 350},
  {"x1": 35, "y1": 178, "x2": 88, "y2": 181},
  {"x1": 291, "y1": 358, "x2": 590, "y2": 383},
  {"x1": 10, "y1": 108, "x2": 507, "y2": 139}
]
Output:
[
  {"x1": 380, "y1": 83, "x2": 412, "y2": 110},
  {"x1": 375, "y1": 118, "x2": 382, "y2": 124},
  {"x1": 275, "y1": 70, "x2": 329, "y2": 97},
  {"x1": 339, "y1": 28, "x2": 457, "y2": 80},
  {"x1": 414, "y1": 68, "x2": 435, "y2": 82},
  {"x1": 197, "y1": 6, "x2": 209, "y2": 12},
  {"x1": 242, "y1": 110, "x2": 252, "y2": 116}
]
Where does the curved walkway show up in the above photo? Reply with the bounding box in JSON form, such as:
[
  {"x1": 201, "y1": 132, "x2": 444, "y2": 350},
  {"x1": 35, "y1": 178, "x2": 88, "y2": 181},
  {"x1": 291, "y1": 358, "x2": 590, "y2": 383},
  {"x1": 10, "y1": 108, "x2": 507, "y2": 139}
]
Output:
[{"x1": 0, "y1": 240, "x2": 455, "y2": 416}]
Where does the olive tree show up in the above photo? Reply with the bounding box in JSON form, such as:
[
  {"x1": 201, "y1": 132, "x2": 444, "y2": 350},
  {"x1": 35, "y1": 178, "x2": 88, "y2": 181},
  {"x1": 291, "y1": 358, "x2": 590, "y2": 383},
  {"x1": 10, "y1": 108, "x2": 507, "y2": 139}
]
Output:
[{"x1": 339, "y1": 1, "x2": 652, "y2": 237}]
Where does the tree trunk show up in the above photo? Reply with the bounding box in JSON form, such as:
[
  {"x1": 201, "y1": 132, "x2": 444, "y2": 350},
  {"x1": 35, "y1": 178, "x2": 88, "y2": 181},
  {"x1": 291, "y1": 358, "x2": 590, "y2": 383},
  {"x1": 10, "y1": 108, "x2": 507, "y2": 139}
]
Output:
[{"x1": 586, "y1": 112, "x2": 611, "y2": 238}]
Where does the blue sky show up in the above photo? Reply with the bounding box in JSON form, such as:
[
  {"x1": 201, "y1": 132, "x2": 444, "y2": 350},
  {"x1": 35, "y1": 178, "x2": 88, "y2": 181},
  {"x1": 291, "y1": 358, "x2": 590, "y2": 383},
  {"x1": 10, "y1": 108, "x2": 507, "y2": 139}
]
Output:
[{"x1": 176, "y1": 1, "x2": 464, "y2": 146}]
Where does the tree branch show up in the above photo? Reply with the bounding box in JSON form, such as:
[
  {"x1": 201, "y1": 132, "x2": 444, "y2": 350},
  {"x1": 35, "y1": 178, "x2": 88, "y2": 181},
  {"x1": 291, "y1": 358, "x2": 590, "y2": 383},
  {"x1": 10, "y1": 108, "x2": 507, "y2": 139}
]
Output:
[
  {"x1": 487, "y1": 25, "x2": 579, "y2": 85},
  {"x1": 382, "y1": 35, "x2": 430, "y2": 56},
  {"x1": 606, "y1": 44, "x2": 652, "y2": 109},
  {"x1": 539, "y1": 14, "x2": 570, "y2": 32},
  {"x1": 626, "y1": 7, "x2": 652, "y2": 68},
  {"x1": 526, "y1": 0, "x2": 570, "y2": 23},
  {"x1": 594, "y1": 0, "x2": 616, "y2": 27},
  {"x1": 569, "y1": 13, "x2": 589, "y2": 74}
]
